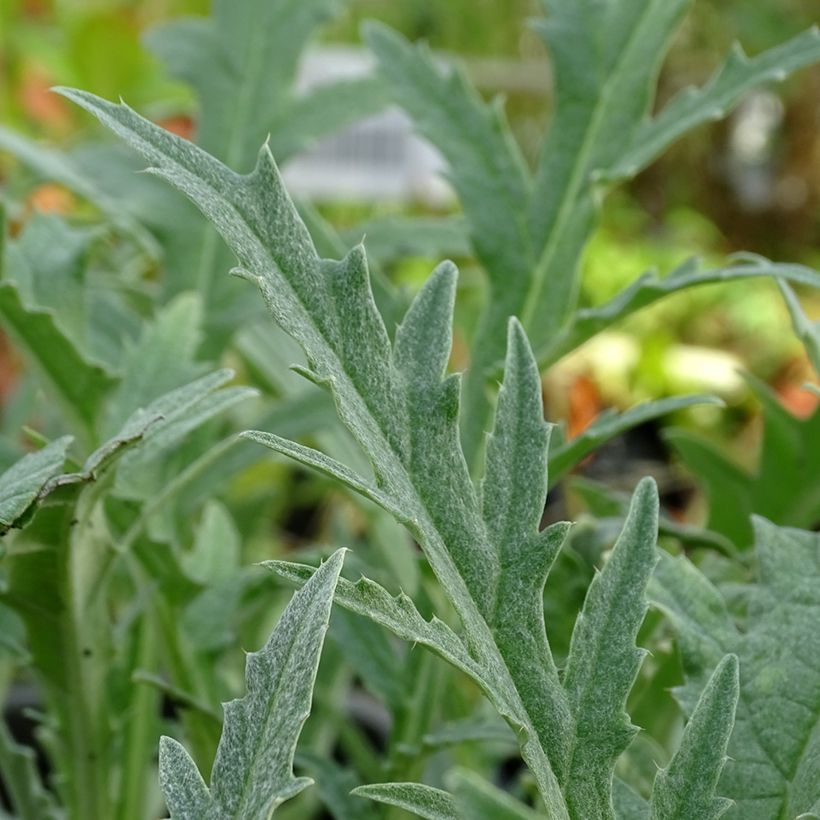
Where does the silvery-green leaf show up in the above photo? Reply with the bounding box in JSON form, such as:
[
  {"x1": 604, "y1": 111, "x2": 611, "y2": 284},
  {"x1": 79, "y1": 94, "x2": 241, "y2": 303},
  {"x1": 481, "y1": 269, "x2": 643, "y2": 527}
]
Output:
[
  {"x1": 352, "y1": 782, "x2": 458, "y2": 820},
  {"x1": 561, "y1": 478, "x2": 659, "y2": 816},
  {"x1": 58, "y1": 86, "x2": 677, "y2": 818},
  {"x1": 362, "y1": 22, "x2": 532, "y2": 465},
  {"x1": 159, "y1": 549, "x2": 346, "y2": 818},
  {"x1": 649, "y1": 655, "x2": 739, "y2": 820},
  {"x1": 613, "y1": 778, "x2": 649, "y2": 820},
  {"x1": 262, "y1": 560, "x2": 481, "y2": 688},
  {"x1": 651, "y1": 521, "x2": 820, "y2": 818}
]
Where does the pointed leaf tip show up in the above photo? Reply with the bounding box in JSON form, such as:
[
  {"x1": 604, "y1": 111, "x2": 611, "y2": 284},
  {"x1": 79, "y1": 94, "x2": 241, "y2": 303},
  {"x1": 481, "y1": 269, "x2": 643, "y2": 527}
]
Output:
[{"x1": 394, "y1": 260, "x2": 458, "y2": 388}]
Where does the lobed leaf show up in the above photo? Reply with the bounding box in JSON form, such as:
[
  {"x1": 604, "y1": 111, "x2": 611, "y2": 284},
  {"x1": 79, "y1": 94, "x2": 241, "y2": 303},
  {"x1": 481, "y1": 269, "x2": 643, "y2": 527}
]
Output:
[
  {"x1": 159, "y1": 549, "x2": 346, "y2": 818},
  {"x1": 651, "y1": 520, "x2": 820, "y2": 818},
  {"x1": 262, "y1": 560, "x2": 483, "y2": 689},
  {"x1": 59, "y1": 85, "x2": 699, "y2": 819}
]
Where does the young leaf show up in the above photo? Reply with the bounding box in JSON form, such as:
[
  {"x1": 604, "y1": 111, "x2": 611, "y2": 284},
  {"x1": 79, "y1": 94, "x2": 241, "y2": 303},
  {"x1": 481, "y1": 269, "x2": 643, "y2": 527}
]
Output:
[
  {"x1": 0, "y1": 436, "x2": 72, "y2": 534},
  {"x1": 561, "y1": 477, "x2": 659, "y2": 817},
  {"x1": 651, "y1": 520, "x2": 820, "y2": 818},
  {"x1": 649, "y1": 654, "x2": 739, "y2": 820},
  {"x1": 159, "y1": 549, "x2": 346, "y2": 818},
  {"x1": 352, "y1": 782, "x2": 458, "y2": 820}
]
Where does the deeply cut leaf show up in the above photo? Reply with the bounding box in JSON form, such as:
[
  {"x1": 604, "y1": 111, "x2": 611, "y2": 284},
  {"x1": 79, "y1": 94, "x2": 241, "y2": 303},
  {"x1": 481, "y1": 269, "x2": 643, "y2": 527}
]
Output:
[{"x1": 159, "y1": 549, "x2": 346, "y2": 818}]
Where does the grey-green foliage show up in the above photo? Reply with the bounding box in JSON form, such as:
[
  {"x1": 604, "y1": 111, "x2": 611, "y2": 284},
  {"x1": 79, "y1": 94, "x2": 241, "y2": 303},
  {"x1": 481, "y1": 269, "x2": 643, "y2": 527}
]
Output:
[
  {"x1": 159, "y1": 549, "x2": 345, "y2": 819},
  {"x1": 364, "y1": 8, "x2": 820, "y2": 465},
  {"x1": 649, "y1": 655, "x2": 739, "y2": 820},
  {"x1": 650, "y1": 520, "x2": 820, "y2": 818},
  {"x1": 352, "y1": 783, "x2": 458, "y2": 820},
  {"x1": 58, "y1": 86, "x2": 753, "y2": 817}
]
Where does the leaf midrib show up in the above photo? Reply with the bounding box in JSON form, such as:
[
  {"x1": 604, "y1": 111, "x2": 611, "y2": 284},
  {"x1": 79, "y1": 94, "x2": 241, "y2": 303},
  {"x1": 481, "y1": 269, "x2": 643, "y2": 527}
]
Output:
[{"x1": 66, "y1": 92, "x2": 570, "y2": 816}]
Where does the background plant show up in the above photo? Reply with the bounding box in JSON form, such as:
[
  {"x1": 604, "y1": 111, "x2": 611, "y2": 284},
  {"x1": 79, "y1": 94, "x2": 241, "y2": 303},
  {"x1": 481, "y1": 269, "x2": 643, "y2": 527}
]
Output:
[{"x1": 0, "y1": 1, "x2": 819, "y2": 819}]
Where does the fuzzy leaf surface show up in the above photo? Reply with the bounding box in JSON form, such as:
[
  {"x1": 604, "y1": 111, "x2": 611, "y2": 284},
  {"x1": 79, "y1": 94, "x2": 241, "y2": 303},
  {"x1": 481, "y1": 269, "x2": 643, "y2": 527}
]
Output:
[
  {"x1": 61, "y1": 87, "x2": 673, "y2": 818},
  {"x1": 561, "y1": 478, "x2": 659, "y2": 817},
  {"x1": 649, "y1": 654, "x2": 738, "y2": 820},
  {"x1": 352, "y1": 783, "x2": 458, "y2": 820},
  {"x1": 159, "y1": 549, "x2": 346, "y2": 818},
  {"x1": 650, "y1": 520, "x2": 820, "y2": 818}
]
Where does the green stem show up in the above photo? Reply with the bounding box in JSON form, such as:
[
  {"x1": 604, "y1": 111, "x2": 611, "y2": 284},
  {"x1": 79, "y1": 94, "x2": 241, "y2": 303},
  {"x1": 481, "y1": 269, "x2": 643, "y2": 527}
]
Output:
[
  {"x1": 62, "y1": 478, "x2": 116, "y2": 820},
  {"x1": 116, "y1": 614, "x2": 161, "y2": 820}
]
